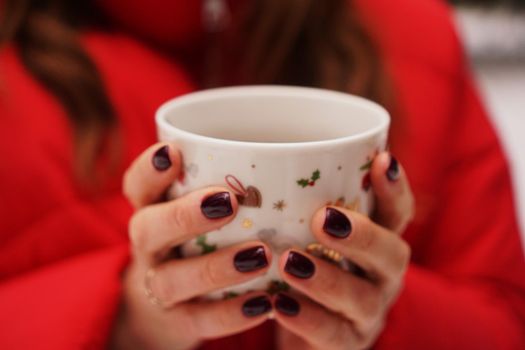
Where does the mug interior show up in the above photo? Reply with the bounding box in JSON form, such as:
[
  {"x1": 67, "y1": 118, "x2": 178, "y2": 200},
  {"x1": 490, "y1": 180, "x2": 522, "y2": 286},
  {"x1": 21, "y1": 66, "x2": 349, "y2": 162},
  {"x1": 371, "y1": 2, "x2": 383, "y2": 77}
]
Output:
[{"x1": 158, "y1": 86, "x2": 388, "y2": 143}]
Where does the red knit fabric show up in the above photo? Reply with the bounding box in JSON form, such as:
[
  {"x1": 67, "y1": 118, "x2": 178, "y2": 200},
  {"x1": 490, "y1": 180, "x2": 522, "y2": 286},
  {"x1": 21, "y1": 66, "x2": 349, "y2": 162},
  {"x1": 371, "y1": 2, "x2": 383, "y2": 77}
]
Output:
[{"x1": 1, "y1": 0, "x2": 524, "y2": 349}]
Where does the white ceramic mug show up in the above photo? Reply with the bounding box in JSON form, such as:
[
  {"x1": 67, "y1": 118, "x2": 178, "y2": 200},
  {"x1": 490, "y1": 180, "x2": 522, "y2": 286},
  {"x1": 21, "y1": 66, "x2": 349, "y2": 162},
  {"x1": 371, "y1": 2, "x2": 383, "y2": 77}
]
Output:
[{"x1": 156, "y1": 85, "x2": 390, "y2": 299}]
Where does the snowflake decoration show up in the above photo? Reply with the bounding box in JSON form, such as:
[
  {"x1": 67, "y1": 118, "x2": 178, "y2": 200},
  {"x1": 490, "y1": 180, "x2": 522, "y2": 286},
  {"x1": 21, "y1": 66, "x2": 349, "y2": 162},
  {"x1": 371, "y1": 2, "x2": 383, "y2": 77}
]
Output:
[{"x1": 273, "y1": 200, "x2": 286, "y2": 211}]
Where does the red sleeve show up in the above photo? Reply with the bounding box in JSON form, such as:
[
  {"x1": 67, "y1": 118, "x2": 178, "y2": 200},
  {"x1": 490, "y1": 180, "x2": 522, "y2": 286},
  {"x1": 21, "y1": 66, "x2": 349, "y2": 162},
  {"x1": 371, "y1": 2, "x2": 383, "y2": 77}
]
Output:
[
  {"x1": 0, "y1": 245, "x2": 129, "y2": 349},
  {"x1": 376, "y1": 62, "x2": 525, "y2": 349}
]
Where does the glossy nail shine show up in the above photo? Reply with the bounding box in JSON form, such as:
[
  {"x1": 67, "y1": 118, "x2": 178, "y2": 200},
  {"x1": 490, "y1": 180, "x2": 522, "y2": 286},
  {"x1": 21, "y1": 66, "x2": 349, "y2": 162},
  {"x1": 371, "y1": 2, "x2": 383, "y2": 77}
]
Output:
[
  {"x1": 386, "y1": 155, "x2": 400, "y2": 181},
  {"x1": 200, "y1": 192, "x2": 233, "y2": 219},
  {"x1": 323, "y1": 207, "x2": 352, "y2": 238},
  {"x1": 242, "y1": 296, "x2": 272, "y2": 317},
  {"x1": 284, "y1": 251, "x2": 315, "y2": 279},
  {"x1": 234, "y1": 246, "x2": 268, "y2": 272},
  {"x1": 275, "y1": 293, "x2": 300, "y2": 316},
  {"x1": 152, "y1": 145, "x2": 172, "y2": 171}
]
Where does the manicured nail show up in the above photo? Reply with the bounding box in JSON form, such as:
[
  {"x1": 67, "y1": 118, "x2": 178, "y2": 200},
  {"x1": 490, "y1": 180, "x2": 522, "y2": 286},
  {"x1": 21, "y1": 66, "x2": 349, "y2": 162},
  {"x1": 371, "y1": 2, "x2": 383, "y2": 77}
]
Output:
[
  {"x1": 152, "y1": 145, "x2": 171, "y2": 171},
  {"x1": 242, "y1": 296, "x2": 272, "y2": 317},
  {"x1": 275, "y1": 293, "x2": 300, "y2": 316},
  {"x1": 201, "y1": 192, "x2": 233, "y2": 219},
  {"x1": 284, "y1": 251, "x2": 315, "y2": 279},
  {"x1": 386, "y1": 155, "x2": 400, "y2": 182},
  {"x1": 234, "y1": 246, "x2": 268, "y2": 272},
  {"x1": 323, "y1": 207, "x2": 352, "y2": 238}
]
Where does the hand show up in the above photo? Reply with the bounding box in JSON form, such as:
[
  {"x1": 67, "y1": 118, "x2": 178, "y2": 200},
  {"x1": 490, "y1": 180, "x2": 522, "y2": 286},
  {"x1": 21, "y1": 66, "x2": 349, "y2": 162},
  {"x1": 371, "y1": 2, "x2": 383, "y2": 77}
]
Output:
[
  {"x1": 274, "y1": 152, "x2": 414, "y2": 350},
  {"x1": 111, "y1": 143, "x2": 274, "y2": 350}
]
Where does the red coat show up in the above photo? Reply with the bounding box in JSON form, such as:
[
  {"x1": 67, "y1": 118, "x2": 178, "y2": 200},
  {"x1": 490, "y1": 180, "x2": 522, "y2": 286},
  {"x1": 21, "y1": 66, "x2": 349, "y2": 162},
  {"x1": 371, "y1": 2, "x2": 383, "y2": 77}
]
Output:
[{"x1": 1, "y1": 0, "x2": 524, "y2": 349}]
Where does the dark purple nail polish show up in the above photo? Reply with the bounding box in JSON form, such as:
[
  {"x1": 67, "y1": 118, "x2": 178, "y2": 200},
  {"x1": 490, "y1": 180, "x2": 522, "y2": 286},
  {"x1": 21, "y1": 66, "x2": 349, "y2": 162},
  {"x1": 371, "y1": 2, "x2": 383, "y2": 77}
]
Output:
[
  {"x1": 201, "y1": 192, "x2": 233, "y2": 219},
  {"x1": 242, "y1": 295, "x2": 272, "y2": 317},
  {"x1": 152, "y1": 145, "x2": 171, "y2": 171},
  {"x1": 284, "y1": 251, "x2": 315, "y2": 279},
  {"x1": 234, "y1": 246, "x2": 268, "y2": 272},
  {"x1": 386, "y1": 155, "x2": 400, "y2": 182},
  {"x1": 323, "y1": 207, "x2": 352, "y2": 238},
  {"x1": 275, "y1": 293, "x2": 300, "y2": 316}
]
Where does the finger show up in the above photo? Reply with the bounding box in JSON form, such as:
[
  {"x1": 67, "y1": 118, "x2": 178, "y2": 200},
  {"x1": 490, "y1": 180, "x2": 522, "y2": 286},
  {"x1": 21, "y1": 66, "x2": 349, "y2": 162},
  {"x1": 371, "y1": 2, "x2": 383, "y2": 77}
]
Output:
[
  {"x1": 148, "y1": 241, "x2": 271, "y2": 305},
  {"x1": 123, "y1": 142, "x2": 182, "y2": 209},
  {"x1": 370, "y1": 152, "x2": 415, "y2": 233},
  {"x1": 178, "y1": 292, "x2": 273, "y2": 340},
  {"x1": 277, "y1": 328, "x2": 316, "y2": 350},
  {"x1": 279, "y1": 249, "x2": 383, "y2": 333},
  {"x1": 273, "y1": 292, "x2": 363, "y2": 350},
  {"x1": 311, "y1": 206, "x2": 411, "y2": 282},
  {"x1": 129, "y1": 186, "x2": 238, "y2": 260}
]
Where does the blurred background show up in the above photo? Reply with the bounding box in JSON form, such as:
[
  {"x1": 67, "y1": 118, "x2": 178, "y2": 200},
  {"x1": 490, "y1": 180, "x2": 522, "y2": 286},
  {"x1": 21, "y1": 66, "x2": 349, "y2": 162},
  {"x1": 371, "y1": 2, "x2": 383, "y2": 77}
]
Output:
[{"x1": 450, "y1": 0, "x2": 525, "y2": 245}]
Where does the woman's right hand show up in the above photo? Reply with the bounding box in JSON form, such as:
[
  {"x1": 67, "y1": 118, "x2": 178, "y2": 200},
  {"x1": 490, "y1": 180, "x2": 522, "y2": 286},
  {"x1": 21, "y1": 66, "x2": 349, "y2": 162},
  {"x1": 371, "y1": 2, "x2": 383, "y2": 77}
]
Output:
[{"x1": 112, "y1": 143, "x2": 274, "y2": 350}]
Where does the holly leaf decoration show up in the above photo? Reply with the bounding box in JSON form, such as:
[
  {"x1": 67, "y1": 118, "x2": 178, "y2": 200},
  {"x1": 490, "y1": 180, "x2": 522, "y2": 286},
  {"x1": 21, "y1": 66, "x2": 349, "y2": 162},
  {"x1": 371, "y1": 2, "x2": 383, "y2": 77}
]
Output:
[
  {"x1": 360, "y1": 159, "x2": 373, "y2": 171},
  {"x1": 223, "y1": 291, "x2": 239, "y2": 300},
  {"x1": 297, "y1": 178, "x2": 310, "y2": 188},
  {"x1": 311, "y1": 169, "x2": 321, "y2": 181},
  {"x1": 196, "y1": 235, "x2": 217, "y2": 254}
]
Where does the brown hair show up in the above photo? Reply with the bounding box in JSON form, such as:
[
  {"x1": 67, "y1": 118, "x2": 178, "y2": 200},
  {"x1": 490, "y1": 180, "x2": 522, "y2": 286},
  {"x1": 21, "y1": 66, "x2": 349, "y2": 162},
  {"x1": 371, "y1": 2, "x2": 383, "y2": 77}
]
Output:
[
  {"x1": 0, "y1": 1, "x2": 117, "y2": 185},
  {"x1": 0, "y1": 0, "x2": 388, "y2": 183}
]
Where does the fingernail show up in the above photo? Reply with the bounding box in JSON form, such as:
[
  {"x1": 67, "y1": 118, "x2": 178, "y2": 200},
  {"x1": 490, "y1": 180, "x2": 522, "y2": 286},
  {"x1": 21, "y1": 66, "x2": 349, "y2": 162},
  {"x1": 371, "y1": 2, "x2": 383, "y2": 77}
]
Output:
[
  {"x1": 201, "y1": 192, "x2": 233, "y2": 219},
  {"x1": 275, "y1": 293, "x2": 300, "y2": 316},
  {"x1": 284, "y1": 251, "x2": 315, "y2": 279},
  {"x1": 152, "y1": 145, "x2": 172, "y2": 171},
  {"x1": 242, "y1": 295, "x2": 272, "y2": 317},
  {"x1": 386, "y1": 155, "x2": 400, "y2": 182},
  {"x1": 323, "y1": 207, "x2": 352, "y2": 238},
  {"x1": 234, "y1": 246, "x2": 268, "y2": 272}
]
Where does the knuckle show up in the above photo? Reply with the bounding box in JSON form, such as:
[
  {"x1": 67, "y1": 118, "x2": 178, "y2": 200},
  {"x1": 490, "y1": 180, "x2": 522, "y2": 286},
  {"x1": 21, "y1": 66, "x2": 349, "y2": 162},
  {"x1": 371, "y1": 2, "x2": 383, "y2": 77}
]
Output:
[
  {"x1": 122, "y1": 170, "x2": 132, "y2": 198},
  {"x1": 122, "y1": 170, "x2": 140, "y2": 207},
  {"x1": 352, "y1": 216, "x2": 376, "y2": 251},
  {"x1": 326, "y1": 319, "x2": 352, "y2": 349},
  {"x1": 355, "y1": 285, "x2": 382, "y2": 330},
  {"x1": 128, "y1": 211, "x2": 146, "y2": 248},
  {"x1": 394, "y1": 239, "x2": 411, "y2": 275},
  {"x1": 176, "y1": 304, "x2": 199, "y2": 336},
  {"x1": 153, "y1": 268, "x2": 177, "y2": 302},
  {"x1": 213, "y1": 307, "x2": 234, "y2": 331},
  {"x1": 200, "y1": 256, "x2": 223, "y2": 288},
  {"x1": 169, "y1": 202, "x2": 194, "y2": 232},
  {"x1": 306, "y1": 310, "x2": 327, "y2": 337},
  {"x1": 322, "y1": 273, "x2": 346, "y2": 301}
]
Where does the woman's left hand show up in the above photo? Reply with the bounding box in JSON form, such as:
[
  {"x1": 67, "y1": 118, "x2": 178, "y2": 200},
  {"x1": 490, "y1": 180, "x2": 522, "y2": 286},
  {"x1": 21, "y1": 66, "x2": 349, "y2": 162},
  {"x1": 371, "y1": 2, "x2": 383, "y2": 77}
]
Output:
[{"x1": 274, "y1": 152, "x2": 414, "y2": 350}]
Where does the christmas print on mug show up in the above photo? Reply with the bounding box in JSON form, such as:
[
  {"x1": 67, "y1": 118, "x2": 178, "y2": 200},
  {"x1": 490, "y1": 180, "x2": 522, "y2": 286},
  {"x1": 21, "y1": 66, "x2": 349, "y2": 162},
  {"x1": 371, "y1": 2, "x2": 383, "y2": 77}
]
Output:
[{"x1": 225, "y1": 174, "x2": 262, "y2": 207}]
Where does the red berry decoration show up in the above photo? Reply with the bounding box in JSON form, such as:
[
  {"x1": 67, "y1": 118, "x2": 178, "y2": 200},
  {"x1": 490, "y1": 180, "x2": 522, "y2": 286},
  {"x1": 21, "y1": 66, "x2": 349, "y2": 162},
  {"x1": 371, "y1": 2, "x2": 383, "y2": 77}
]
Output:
[
  {"x1": 361, "y1": 173, "x2": 371, "y2": 191},
  {"x1": 297, "y1": 169, "x2": 321, "y2": 188}
]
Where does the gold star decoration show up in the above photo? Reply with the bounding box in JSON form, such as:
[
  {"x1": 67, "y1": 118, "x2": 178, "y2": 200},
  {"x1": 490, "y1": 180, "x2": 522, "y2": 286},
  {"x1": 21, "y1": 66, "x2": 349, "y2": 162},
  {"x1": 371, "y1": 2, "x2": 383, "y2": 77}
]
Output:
[
  {"x1": 273, "y1": 200, "x2": 286, "y2": 211},
  {"x1": 242, "y1": 218, "x2": 253, "y2": 229}
]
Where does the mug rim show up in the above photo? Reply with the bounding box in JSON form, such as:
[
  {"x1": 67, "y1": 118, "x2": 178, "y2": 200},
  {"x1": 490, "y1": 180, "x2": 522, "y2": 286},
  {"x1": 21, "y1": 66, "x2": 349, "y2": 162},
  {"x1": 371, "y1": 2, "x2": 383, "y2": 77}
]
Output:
[{"x1": 155, "y1": 85, "x2": 390, "y2": 150}]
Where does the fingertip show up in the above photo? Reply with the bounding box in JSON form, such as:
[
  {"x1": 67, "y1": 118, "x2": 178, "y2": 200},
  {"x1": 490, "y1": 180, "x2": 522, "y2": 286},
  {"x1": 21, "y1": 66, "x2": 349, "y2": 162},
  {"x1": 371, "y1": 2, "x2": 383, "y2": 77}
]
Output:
[
  {"x1": 232, "y1": 241, "x2": 272, "y2": 274},
  {"x1": 240, "y1": 240, "x2": 274, "y2": 264},
  {"x1": 151, "y1": 143, "x2": 181, "y2": 173},
  {"x1": 310, "y1": 206, "x2": 327, "y2": 234},
  {"x1": 241, "y1": 293, "x2": 273, "y2": 318},
  {"x1": 370, "y1": 152, "x2": 391, "y2": 181},
  {"x1": 200, "y1": 187, "x2": 239, "y2": 220},
  {"x1": 371, "y1": 152, "x2": 404, "y2": 196},
  {"x1": 278, "y1": 248, "x2": 293, "y2": 272}
]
